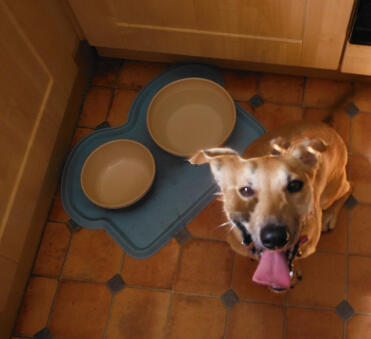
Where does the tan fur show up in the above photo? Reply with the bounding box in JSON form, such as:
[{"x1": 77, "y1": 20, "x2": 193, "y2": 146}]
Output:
[{"x1": 190, "y1": 121, "x2": 351, "y2": 262}]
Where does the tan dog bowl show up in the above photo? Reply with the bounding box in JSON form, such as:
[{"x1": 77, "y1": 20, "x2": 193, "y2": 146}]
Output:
[
  {"x1": 81, "y1": 140, "x2": 155, "y2": 209},
  {"x1": 147, "y1": 78, "x2": 236, "y2": 157}
]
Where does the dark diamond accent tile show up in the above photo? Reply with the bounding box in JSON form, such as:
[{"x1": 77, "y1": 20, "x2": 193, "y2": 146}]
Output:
[
  {"x1": 221, "y1": 288, "x2": 240, "y2": 308},
  {"x1": 95, "y1": 121, "x2": 111, "y2": 130},
  {"x1": 336, "y1": 300, "x2": 355, "y2": 320},
  {"x1": 107, "y1": 274, "x2": 126, "y2": 293},
  {"x1": 67, "y1": 219, "x2": 82, "y2": 233},
  {"x1": 175, "y1": 228, "x2": 192, "y2": 245},
  {"x1": 248, "y1": 94, "x2": 264, "y2": 108},
  {"x1": 345, "y1": 102, "x2": 359, "y2": 117},
  {"x1": 33, "y1": 327, "x2": 53, "y2": 339},
  {"x1": 345, "y1": 195, "x2": 358, "y2": 210}
]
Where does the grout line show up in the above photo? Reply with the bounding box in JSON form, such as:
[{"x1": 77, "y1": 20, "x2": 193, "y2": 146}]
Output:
[
  {"x1": 74, "y1": 124, "x2": 99, "y2": 129},
  {"x1": 103, "y1": 60, "x2": 124, "y2": 122},
  {"x1": 102, "y1": 293, "x2": 115, "y2": 339},
  {"x1": 191, "y1": 235, "x2": 227, "y2": 244},
  {"x1": 355, "y1": 311, "x2": 371, "y2": 316},
  {"x1": 345, "y1": 209, "x2": 350, "y2": 301},
  {"x1": 102, "y1": 248, "x2": 126, "y2": 338},
  {"x1": 162, "y1": 290, "x2": 173, "y2": 339},
  {"x1": 171, "y1": 289, "x2": 221, "y2": 299},
  {"x1": 241, "y1": 298, "x2": 286, "y2": 308},
  {"x1": 46, "y1": 227, "x2": 75, "y2": 328},
  {"x1": 223, "y1": 252, "x2": 236, "y2": 339},
  {"x1": 344, "y1": 205, "x2": 351, "y2": 339},
  {"x1": 348, "y1": 252, "x2": 371, "y2": 258},
  {"x1": 223, "y1": 309, "x2": 231, "y2": 339},
  {"x1": 162, "y1": 239, "x2": 183, "y2": 339},
  {"x1": 119, "y1": 251, "x2": 126, "y2": 274},
  {"x1": 286, "y1": 304, "x2": 335, "y2": 311},
  {"x1": 344, "y1": 319, "x2": 348, "y2": 339}
]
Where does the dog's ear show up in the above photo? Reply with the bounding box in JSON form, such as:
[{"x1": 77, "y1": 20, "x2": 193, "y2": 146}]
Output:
[
  {"x1": 189, "y1": 148, "x2": 240, "y2": 187},
  {"x1": 291, "y1": 138, "x2": 327, "y2": 169},
  {"x1": 189, "y1": 148, "x2": 239, "y2": 164},
  {"x1": 270, "y1": 137, "x2": 291, "y2": 156}
]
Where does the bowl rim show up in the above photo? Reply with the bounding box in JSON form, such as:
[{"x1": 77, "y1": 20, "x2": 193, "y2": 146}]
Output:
[
  {"x1": 80, "y1": 139, "x2": 156, "y2": 209},
  {"x1": 146, "y1": 77, "x2": 236, "y2": 157}
]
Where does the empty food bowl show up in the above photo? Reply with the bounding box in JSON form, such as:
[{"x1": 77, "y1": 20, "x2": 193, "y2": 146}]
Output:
[
  {"x1": 81, "y1": 139, "x2": 155, "y2": 209},
  {"x1": 147, "y1": 78, "x2": 236, "y2": 157}
]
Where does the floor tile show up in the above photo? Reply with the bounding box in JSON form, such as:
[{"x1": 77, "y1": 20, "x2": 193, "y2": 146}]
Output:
[
  {"x1": 48, "y1": 196, "x2": 69, "y2": 222},
  {"x1": 187, "y1": 198, "x2": 229, "y2": 241},
  {"x1": 317, "y1": 207, "x2": 347, "y2": 253},
  {"x1": 304, "y1": 78, "x2": 352, "y2": 108},
  {"x1": 106, "y1": 288, "x2": 170, "y2": 339},
  {"x1": 49, "y1": 281, "x2": 111, "y2": 339},
  {"x1": 121, "y1": 238, "x2": 180, "y2": 289},
  {"x1": 232, "y1": 255, "x2": 285, "y2": 304},
  {"x1": 303, "y1": 107, "x2": 350, "y2": 146},
  {"x1": 166, "y1": 293, "x2": 226, "y2": 339},
  {"x1": 259, "y1": 74, "x2": 304, "y2": 105},
  {"x1": 70, "y1": 128, "x2": 95, "y2": 149},
  {"x1": 32, "y1": 222, "x2": 71, "y2": 277},
  {"x1": 118, "y1": 61, "x2": 167, "y2": 90},
  {"x1": 352, "y1": 112, "x2": 371, "y2": 155},
  {"x1": 287, "y1": 252, "x2": 346, "y2": 308},
  {"x1": 348, "y1": 255, "x2": 371, "y2": 313},
  {"x1": 15, "y1": 277, "x2": 57, "y2": 336},
  {"x1": 174, "y1": 239, "x2": 234, "y2": 295},
  {"x1": 226, "y1": 302, "x2": 284, "y2": 339},
  {"x1": 253, "y1": 103, "x2": 302, "y2": 131},
  {"x1": 222, "y1": 70, "x2": 258, "y2": 101},
  {"x1": 354, "y1": 82, "x2": 371, "y2": 112},
  {"x1": 349, "y1": 204, "x2": 371, "y2": 255},
  {"x1": 63, "y1": 229, "x2": 123, "y2": 282},
  {"x1": 77, "y1": 87, "x2": 113, "y2": 127},
  {"x1": 92, "y1": 58, "x2": 121, "y2": 87},
  {"x1": 107, "y1": 89, "x2": 138, "y2": 127},
  {"x1": 347, "y1": 314, "x2": 371, "y2": 339},
  {"x1": 349, "y1": 155, "x2": 371, "y2": 203},
  {"x1": 286, "y1": 308, "x2": 343, "y2": 339}
]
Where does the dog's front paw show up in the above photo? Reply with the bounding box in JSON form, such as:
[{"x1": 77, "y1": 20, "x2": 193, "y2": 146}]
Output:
[{"x1": 321, "y1": 211, "x2": 337, "y2": 233}]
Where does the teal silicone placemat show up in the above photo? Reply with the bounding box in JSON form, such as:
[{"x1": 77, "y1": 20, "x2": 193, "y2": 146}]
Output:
[{"x1": 61, "y1": 64, "x2": 265, "y2": 258}]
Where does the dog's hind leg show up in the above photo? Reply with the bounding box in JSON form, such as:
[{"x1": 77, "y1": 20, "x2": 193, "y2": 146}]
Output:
[{"x1": 321, "y1": 183, "x2": 352, "y2": 232}]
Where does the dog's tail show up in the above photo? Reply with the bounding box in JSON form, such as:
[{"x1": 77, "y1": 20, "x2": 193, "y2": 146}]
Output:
[{"x1": 321, "y1": 85, "x2": 355, "y2": 126}]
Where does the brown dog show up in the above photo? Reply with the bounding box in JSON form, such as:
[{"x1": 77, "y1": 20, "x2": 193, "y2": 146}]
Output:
[{"x1": 190, "y1": 121, "x2": 351, "y2": 290}]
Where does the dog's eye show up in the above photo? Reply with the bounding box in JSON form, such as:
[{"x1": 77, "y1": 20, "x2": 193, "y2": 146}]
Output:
[
  {"x1": 239, "y1": 186, "x2": 255, "y2": 198},
  {"x1": 287, "y1": 180, "x2": 304, "y2": 193}
]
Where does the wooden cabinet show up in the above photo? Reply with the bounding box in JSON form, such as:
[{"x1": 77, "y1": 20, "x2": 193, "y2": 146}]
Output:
[
  {"x1": 0, "y1": 1, "x2": 87, "y2": 336},
  {"x1": 341, "y1": 42, "x2": 371, "y2": 76},
  {"x1": 69, "y1": 0, "x2": 354, "y2": 70}
]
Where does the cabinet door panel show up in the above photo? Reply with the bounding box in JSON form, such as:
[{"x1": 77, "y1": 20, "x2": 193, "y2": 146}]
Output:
[{"x1": 69, "y1": 0, "x2": 354, "y2": 69}]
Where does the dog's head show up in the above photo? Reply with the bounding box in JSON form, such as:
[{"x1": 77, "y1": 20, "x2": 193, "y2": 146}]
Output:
[{"x1": 190, "y1": 137, "x2": 327, "y2": 289}]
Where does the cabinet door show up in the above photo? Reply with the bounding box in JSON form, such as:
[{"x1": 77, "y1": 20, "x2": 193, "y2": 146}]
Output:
[
  {"x1": 0, "y1": 0, "x2": 78, "y2": 333},
  {"x1": 69, "y1": 0, "x2": 354, "y2": 69}
]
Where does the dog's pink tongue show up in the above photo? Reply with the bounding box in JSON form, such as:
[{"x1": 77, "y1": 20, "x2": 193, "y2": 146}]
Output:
[{"x1": 252, "y1": 251, "x2": 291, "y2": 289}]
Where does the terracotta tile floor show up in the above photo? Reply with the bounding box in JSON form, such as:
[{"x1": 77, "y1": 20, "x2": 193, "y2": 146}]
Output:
[{"x1": 13, "y1": 59, "x2": 371, "y2": 339}]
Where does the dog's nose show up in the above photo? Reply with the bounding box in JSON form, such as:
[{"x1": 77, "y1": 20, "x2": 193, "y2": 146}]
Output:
[{"x1": 260, "y1": 224, "x2": 289, "y2": 249}]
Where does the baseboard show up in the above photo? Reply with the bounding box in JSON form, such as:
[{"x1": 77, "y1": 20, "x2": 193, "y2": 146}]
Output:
[{"x1": 97, "y1": 46, "x2": 371, "y2": 82}]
